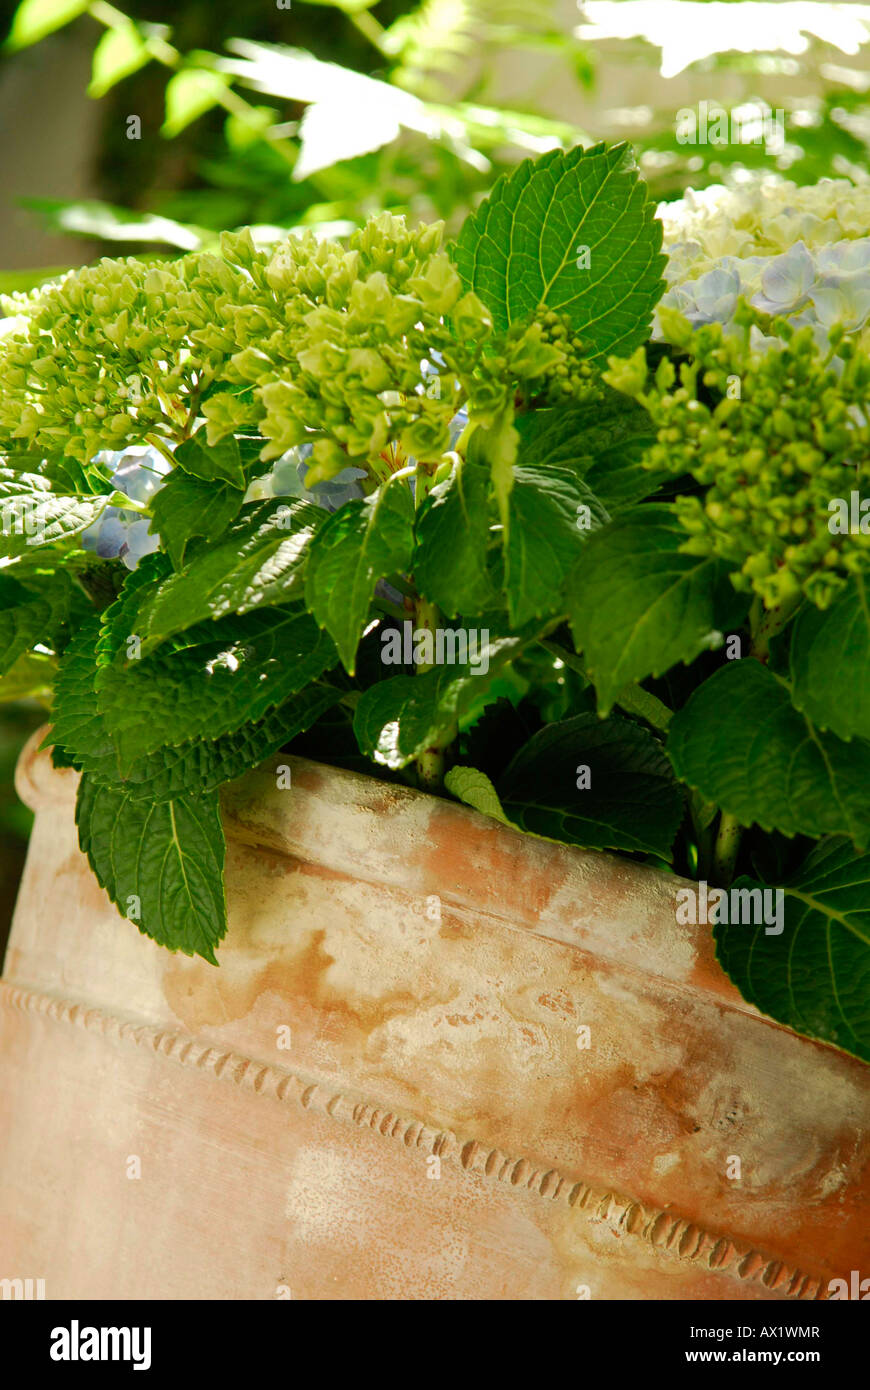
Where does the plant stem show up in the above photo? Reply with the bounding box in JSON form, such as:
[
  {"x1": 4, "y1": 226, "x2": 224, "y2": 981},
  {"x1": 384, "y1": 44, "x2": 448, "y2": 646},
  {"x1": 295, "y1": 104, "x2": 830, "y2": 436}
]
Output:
[
  {"x1": 144, "y1": 434, "x2": 179, "y2": 468},
  {"x1": 371, "y1": 595, "x2": 407, "y2": 623},
  {"x1": 713, "y1": 811, "x2": 743, "y2": 884},
  {"x1": 749, "y1": 592, "x2": 801, "y2": 663},
  {"x1": 413, "y1": 592, "x2": 455, "y2": 793},
  {"x1": 348, "y1": 9, "x2": 387, "y2": 51}
]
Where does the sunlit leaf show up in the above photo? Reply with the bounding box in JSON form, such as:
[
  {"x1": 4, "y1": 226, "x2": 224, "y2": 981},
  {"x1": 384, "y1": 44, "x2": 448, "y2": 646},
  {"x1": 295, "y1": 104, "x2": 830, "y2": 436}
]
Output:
[
  {"x1": 6, "y1": 0, "x2": 89, "y2": 51},
  {"x1": 19, "y1": 197, "x2": 208, "y2": 250},
  {"x1": 88, "y1": 22, "x2": 151, "y2": 98},
  {"x1": 163, "y1": 67, "x2": 231, "y2": 139}
]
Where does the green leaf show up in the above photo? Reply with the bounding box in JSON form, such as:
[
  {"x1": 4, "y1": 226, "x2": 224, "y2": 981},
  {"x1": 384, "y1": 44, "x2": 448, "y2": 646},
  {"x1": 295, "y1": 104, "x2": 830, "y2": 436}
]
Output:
[
  {"x1": 465, "y1": 411, "x2": 519, "y2": 536},
  {"x1": 497, "y1": 713, "x2": 683, "y2": 858},
  {"x1": 453, "y1": 141, "x2": 666, "y2": 359},
  {"x1": 0, "y1": 571, "x2": 72, "y2": 677},
  {"x1": 716, "y1": 838, "x2": 870, "y2": 1064},
  {"x1": 413, "y1": 456, "x2": 499, "y2": 618},
  {"x1": 0, "y1": 491, "x2": 108, "y2": 557},
  {"x1": 505, "y1": 464, "x2": 608, "y2": 627},
  {"x1": 0, "y1": 651, "x2": 55, "y2": 703},
  {"x1": 97, "y1": 552, "x2": 171, "y2": 669},
  {"x1": 88, "y1": 22, "x2": 151, "y2": 98},
  {"x1": 6, "y1": 0, "x2": 89, "y2": 51},
  {"x1": 19, "y1": 198, "x2": 207, "y2": 251},
  {"x1": 86, "y1": 687, "x2": 343, "y2": 800},
  {"x1": 305, "y1": 477, "x2": 415, "y2": 674},
  {"x1": 667, "y1": 661, "x2": 870, "y2": 850},
  {"x1": 0, "y1": 466, "x2": 51, "y2": 500},
  {"x1": 76, "y1": 774, "x2": 226, "y2": 963},
  {"x1": 173, "y1": 431, "x2": 246, "y2": 488},
  {"x1": 790, "y1": 574, "x2": 870, "y2": 742},
  {"x1": 515, "y1": 391, "x2": 653, "y2": 465},
  {"x1": 514, "y1": 392, "x2": 665, "y2": 511},
  {"x1": 148, "y1": 470, "x2": 245, "y2": 571},
  {"x1": 43, "y1": 612, "x2": 110, "y2": 763},
  {"x1": 96, "y1": 606, "x2": 337, "y2": 772},
  {"x1": 48, "y1": 609, "x2": 341, "y2": 797},
  {"x1": 139, "y1": 499, "x2": 324, "y2": 651},
  {"x1": 444, "y1": 765, "x2": 510, "y2": 824},
  {"x1": 163, "y1": 68, "x2": 231, "y2": 138},
  {"x1": 568, "y1": 505, "x2": 747, "y2": 715},
  {"x1": 354, "y1": 628, "x2": 534, "y2": 769}
]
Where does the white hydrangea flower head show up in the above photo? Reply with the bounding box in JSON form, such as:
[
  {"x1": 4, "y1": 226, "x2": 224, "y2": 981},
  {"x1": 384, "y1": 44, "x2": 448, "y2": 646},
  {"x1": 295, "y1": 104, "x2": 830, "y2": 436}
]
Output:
[{"x1": 657, "y1": 173, "x2": 870, "y2": 352}]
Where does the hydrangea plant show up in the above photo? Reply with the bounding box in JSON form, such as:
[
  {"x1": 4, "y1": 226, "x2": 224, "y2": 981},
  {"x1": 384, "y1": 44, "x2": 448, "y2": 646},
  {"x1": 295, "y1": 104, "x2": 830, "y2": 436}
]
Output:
[{"x1": 1, "y1": 142, "x2": 868, "y2": 1065}]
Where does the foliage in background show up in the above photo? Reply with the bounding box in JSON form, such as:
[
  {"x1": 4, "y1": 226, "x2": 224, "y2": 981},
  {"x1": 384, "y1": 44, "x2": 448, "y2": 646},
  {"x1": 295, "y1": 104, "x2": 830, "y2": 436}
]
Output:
[{"x1": 6, "y1": 0, "x2": 870, "y2": 276}]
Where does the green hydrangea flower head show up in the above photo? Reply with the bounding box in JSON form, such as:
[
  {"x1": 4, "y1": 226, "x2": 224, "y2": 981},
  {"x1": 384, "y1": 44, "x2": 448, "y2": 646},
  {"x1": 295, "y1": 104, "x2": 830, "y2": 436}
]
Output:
[{"x1": 606, "y1": 306, "x2": 870, "y2": 609}]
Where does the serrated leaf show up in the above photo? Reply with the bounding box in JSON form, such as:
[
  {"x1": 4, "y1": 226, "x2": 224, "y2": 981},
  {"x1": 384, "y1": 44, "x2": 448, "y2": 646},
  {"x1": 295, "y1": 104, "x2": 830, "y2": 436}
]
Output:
[
  {"x1": 496, "y1": 712, "x2": 683, "y2": 858},
  {"x1": 790, "y1": 574, "x2": 870, "y2": 742},
  {"x1": 668, "y1": 661, "x2": 870, "y2": 849},
  {"x1": 6, "y1": 0, "x2": 89, "y2": 51},
  {"x1": 0, "y1": 492, "x2": 108, "y2": 557},
  {"x1": 716, "y1": 838, "x2": 870, "y2": 1063},
  {"x1": 444, "y1": 765, "x2": 510, "y2": 824},
  {"x1": 172, "y1": 430, "x2": 246, "y2": 488},
  {"x1": 354, "y1": 629, "x2": 534, "y2": 769},
  {"x1": 506, "y1": 464, "x2": 608, "y2": 627},
  {"x1": 85, "y1": 686, "x2": 343, "y2": 801},
  {"x1": 43, "y1": 612, "x2": 111, "y2": 762},
  {"x1": 96, "y1": 552, "x2": 171, "y2": 669},
  {"x1": 413, "y1": 455, "x2": 499, "y2": 618},
  {"x1": 88, "y1": 22, "x2": 150, "y2": 98},
  {"x1": 148, "y1": 470, "x2": 245, "y2": 570},
  {"x1": 163, "y1": 68, "x2": 230, "y2": 138},
  {"x1": 568, "y1": 505, "x2": 747, "y2": 714},
  {"x1": 76, "y1": 773, "x2": 226, "y2": 963},
  {"x1": 48, "y1": 610, "x2": 341, "y2": 797},
  {"x1": 139, "y1": 500, "x2": 320, "y2": 648},
  {"x1": 453, "y1": 141, "x2": 666, "y2": 358},
  {"x1": 96, "y1": 605, "x2": 337, "y2": 772},
  {"x1": 0, "y1": 466, "x2": 52, "y2": 499},
  {"x1": 305, "y1": 477, "x2": 415, "y2": 674}
]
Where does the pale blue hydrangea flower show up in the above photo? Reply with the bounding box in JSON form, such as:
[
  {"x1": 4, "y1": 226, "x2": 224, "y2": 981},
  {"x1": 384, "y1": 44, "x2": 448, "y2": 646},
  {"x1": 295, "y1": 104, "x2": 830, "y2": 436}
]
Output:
[
  {"x1": 750, "y1": 241, "x2": 816, "y2": 316},
  {"x1": 81, "y1": 444, "x2": 170, "y2": 569}
]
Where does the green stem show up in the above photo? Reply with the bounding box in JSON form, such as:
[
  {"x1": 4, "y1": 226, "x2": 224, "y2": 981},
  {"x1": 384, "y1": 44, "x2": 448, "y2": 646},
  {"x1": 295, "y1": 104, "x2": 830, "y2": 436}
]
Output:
[
  {"x1": 144, "y1": 433, "x2": 179, "y2": 468},
  {"x1": 413, "y1": 593, "x2": 456, "y2": 793},
  {"x1": 348, "y1": 9, "x2": 388, "y2": 51},
  {"x1": 713, "y1": 811, "x2": 743, "y2": 884},
  {"x1": 371, "y1": 595, "x2": 407, "y2": 623},
  {"x1": 749, "y1": 592, "x2": 801, "y2": 663}
]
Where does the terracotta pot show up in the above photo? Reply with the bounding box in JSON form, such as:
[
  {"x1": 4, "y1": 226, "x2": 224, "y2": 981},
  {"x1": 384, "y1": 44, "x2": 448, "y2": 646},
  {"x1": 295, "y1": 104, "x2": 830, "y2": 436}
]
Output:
[{"x1": 0, "y1": 727, "x2": 867, "y2": 1300}]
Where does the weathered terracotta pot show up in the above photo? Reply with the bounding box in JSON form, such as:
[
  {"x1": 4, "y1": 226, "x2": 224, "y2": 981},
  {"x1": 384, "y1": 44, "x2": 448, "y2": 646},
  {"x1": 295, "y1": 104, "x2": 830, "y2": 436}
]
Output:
[{"x1": 0, "y1": 727, "x2": 867, "y2": 1300}]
